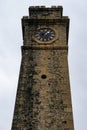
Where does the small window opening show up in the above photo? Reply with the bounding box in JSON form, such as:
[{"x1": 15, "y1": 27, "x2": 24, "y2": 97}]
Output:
[
  {"x1": 62, "y1": 121, "x2": 67, "y2": 124},
  {"x1": 41, "y1": 74, "x2": 47, "y2": 79}
]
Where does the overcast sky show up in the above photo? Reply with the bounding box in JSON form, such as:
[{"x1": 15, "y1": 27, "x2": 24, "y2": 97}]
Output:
[{"x1": 0, "y1": 0, "x2": 87, "y2": 130}]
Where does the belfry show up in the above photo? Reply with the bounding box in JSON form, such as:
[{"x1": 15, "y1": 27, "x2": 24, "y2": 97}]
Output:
[{"x1": 12, "y1": 6, "x2": 74, "y2": 130}]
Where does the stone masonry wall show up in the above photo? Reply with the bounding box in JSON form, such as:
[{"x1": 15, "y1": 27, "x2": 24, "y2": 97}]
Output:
[{"x1": 12, "y1": 47, "x2": 74, "y2": 130}]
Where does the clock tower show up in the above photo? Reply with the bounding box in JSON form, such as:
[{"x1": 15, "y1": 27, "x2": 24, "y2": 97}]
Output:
[{"x1": 12, "y1": 6, "x2": 74, "y2": 130}]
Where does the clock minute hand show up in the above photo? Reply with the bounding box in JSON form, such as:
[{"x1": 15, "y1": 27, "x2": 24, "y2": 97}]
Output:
[{"x1": 44, "y1": 31, "x2": 50, "y2": 36}]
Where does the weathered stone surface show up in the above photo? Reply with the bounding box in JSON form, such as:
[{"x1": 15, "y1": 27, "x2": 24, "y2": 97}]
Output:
[{"x1": 11, "y1": 6, "x2": 74, "y2": 130}]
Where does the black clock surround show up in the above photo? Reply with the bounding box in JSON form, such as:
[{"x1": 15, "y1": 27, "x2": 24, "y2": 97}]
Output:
[{"x1": 35, "y1": 28, "x2": 55, "y2": 42}]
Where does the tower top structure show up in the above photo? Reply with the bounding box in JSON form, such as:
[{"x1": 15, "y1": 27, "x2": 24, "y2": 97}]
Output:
[{"x1": 22, "y1": 6, "x2": 69, "y2": 44}]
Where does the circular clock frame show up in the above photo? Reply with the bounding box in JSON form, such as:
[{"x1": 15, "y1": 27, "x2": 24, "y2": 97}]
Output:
[{"x1": 32, "y1": 27, "x2": 58, "y2": 44}]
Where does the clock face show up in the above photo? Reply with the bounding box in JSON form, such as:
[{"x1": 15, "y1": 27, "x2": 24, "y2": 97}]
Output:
[{"x1": 35, "y1": 28, "x2": 55, "y2": 42}]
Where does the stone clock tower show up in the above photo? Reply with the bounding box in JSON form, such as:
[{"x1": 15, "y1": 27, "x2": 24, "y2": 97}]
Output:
[{"x1": 11, "y1": 6, "x2": 74, "y2": 130}]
